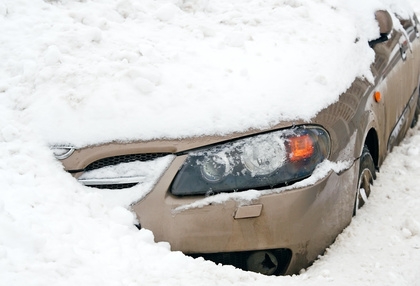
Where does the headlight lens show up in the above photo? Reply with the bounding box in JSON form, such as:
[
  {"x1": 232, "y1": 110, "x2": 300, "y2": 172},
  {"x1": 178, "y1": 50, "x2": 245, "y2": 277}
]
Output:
[
  {"x1": 171, "y1": 126, "x2": 330, "y2": 196},
  {"x1": 200, "y1": 154, "x2": 231, "y2": 182},
  {"x1": 241, "y1": 136, "x2": 286, "y2": 176}
]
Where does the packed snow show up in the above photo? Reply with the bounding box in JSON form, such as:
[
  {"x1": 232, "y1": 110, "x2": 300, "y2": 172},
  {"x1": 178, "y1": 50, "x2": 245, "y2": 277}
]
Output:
[
  {"x1": 2, "y1": 0, "x2": 407, "y2": 147},
  {"x1": 1, "y1": 0, "x2": 420, "y2": 285}
]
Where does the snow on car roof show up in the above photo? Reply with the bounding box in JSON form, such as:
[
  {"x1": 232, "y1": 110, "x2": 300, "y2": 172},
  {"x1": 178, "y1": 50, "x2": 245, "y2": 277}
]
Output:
[{"x1": 0, "y1": 0, "x2": 414, "y2": 147}]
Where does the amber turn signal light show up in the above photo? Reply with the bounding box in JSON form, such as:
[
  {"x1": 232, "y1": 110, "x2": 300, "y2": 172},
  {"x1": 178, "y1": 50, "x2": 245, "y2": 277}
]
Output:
[
  {"x1": 374, "y1": 91, "x2": 381, "y2": 102},
  {"x1": 289, "y1": 134, "x2": 314, "y2": 162}
]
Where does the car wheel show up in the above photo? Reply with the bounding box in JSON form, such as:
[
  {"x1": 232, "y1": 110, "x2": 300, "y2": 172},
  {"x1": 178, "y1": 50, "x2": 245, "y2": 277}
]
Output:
[{"x1": 353, "y1": 145, "x2": 376, "y2": 216}]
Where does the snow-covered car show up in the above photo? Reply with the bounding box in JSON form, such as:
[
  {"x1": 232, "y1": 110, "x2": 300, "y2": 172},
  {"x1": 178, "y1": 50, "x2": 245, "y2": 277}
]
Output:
[{"x1": 52, "y1": 7, "x2": 420, "y2": 275}]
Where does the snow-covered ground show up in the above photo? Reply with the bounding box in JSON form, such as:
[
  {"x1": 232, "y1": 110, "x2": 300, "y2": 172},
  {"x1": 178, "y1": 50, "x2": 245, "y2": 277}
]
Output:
[{"x1": 1, "y1": 0, "x2": 420, "y2": 285}]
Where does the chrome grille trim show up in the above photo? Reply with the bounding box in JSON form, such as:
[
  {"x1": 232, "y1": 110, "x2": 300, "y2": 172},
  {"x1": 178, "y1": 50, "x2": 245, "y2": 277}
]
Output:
[{"x1": 78, "y1": 176, "x2": 145, "y2": 186}]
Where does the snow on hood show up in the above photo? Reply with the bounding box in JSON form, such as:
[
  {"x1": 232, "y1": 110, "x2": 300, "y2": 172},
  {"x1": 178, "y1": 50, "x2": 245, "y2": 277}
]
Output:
[{"x1": 0, "y1": 0, "x2": 415, "y2": 147}]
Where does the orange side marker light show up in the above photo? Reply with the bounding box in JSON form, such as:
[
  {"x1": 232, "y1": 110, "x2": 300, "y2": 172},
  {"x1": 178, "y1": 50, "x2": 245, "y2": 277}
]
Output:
[{"x1": 374, "y1": 91, "x2": 381, "y2": 102}]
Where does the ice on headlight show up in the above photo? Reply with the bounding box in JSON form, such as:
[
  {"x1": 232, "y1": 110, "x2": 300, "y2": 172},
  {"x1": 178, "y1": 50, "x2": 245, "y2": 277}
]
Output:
[
  {"x1": 200, "y1": 154, "x2": 231, "y2": 182},
  {"x1": 241, "y1": 137, "x2": 286, "y2": 176}
]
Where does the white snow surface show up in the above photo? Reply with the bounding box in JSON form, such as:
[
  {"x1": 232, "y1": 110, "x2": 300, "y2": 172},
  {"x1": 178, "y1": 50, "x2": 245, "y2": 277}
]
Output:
[
  {"x1": 2, "y1": 0, "x2": 413, "y2": 147},
  {"x1": 2, "y1": 0, "x2": 420, "y2": 285}
]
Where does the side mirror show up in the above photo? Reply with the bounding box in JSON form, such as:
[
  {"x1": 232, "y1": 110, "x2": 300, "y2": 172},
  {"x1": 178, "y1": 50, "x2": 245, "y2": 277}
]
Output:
[{"x1": 369, "y1": 10, "x2": 393, "y2": 47}]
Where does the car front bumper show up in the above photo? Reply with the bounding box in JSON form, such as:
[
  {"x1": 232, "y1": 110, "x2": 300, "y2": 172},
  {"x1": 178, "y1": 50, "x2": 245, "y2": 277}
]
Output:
[{"x1": 131, "y1": 155, "x2": 358, "y2": 275}]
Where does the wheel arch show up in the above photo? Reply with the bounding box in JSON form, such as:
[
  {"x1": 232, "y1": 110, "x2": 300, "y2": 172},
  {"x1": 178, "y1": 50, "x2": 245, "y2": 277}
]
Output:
[{"x1": 364, "y1": 128, "x2": 379, "y2": 170}]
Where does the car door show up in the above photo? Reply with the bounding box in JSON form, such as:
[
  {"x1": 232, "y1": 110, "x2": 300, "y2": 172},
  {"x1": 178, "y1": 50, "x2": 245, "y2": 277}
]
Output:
[{"x1": 373, "y1": 17, "x2": 420, "y2": 152}]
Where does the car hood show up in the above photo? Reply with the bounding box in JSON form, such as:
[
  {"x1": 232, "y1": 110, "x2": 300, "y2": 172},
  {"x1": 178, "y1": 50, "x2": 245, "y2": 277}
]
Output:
[{"x1": 5, "y1": 0, "x2": 414, "y2": 147}]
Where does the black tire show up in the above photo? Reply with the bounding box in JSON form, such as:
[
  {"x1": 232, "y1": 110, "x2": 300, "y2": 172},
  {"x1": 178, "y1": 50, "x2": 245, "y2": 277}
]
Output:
[{"x1": 353, "y1": 145, "x2": 376, "y2": 216}]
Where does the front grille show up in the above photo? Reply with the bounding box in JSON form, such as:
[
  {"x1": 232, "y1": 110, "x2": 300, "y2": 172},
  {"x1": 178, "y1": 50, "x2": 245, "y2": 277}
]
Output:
[{"x1": 84, "y1": 153, "x2": 169, "y2": 172}]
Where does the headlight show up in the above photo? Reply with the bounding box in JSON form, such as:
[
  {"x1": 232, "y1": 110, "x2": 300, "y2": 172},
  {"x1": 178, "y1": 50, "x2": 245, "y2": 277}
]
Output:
[{"x1": 171, "y1": 126, "x2": 330, "y2": 196}]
